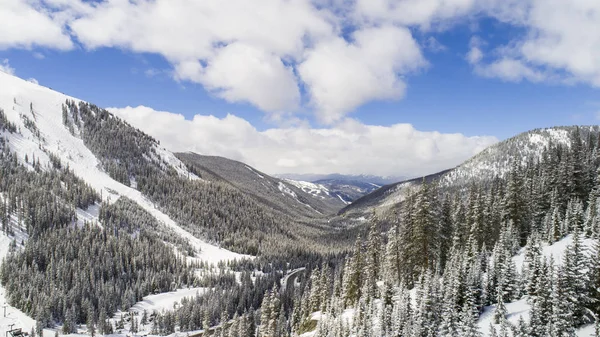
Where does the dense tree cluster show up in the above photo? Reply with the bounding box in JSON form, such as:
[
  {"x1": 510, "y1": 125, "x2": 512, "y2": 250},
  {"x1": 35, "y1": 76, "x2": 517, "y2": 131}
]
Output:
[
  {"x1": 268, "y1": 126, "x2": 600, "y2": 337},
  {"x1": 99, "y1": 197, "x2": 195, "y2": 256},
  {"x1": 0, "y1": 143, "x2": 98, "y2": 238},
  {"x1": 63, "y1": 100, "x2": 160, "y2": 186},
  {"x1": 1, "y1": 222, "x2": 194, "y2": 334},
  {"x1": 0, "y1": 109, "x2": 17, "y2": 133},
  {"x1": 0, "y1": 132, "x2": 193, "y2": 333},
  {"x1": 62, "y1": 100, "x2": 349, "y2": 258}
]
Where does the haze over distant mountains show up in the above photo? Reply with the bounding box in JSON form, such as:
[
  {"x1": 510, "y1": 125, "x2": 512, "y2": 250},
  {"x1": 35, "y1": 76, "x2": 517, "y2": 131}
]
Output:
[{"x1": 275, "y1": 173, "x2": 408, "y2": 186}]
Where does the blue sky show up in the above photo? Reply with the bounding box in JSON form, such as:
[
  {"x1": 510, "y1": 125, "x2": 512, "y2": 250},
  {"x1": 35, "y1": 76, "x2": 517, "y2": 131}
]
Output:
[
  {"x1": 1, "y1": 0, "x2": 599, "y2": 176},
  {"x1": 2, "y1": 27, "x2": 597, "y2": 141}
]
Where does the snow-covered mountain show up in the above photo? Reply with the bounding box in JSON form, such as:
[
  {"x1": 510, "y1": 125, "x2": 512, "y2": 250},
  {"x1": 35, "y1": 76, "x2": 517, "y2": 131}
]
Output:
[
  {"x1": 0, "y1": 70, "x2": 250, "y2": 264},
  {"x1": 276, "y1": 173, "x2": 402, "y2": 205},
  {"x1": 0, "y1": 70, "x2": 366, "y2": 337},
  {"x1": 0, "y1": 71, "x2": 353, "y2": 262},
  {"x1": 276, "y1": 173, "x2": 405, "y2": 186},
  {"x1": 340, "y1": 126, "x2": 599, "y2": 218},
  {"x1": 175, "y1": 152, "x2": 347, "y2": 216}
]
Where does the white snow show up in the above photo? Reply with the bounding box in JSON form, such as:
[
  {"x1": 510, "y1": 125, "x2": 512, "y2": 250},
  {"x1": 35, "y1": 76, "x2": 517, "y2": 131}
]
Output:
[
  {"x1": 513, "y1": 234, "x2": 596, "y2": 273},
  {"x1": 284, "y1": 179, "x2": 330, "y2": 198},
  {"x1": 128, "y1": 287, "x2": 206, "y2": 313},
  {"x1": 336, "y1": 194, "x2": 350, "y2": 205},
  {"x1": 245, "y1": 165, "x2": 264, "y2": 179},
  {"x1": 277, "y1": 182, "x2": 321, "y2": 213},
  {"x1": 75, "y1": 203, "x2": 101, "y2": 227},
  {"x1": 480, "y1": 234, "x2": 597, "y2": 336},
  {"x1": 0, "y1": 71, "x2": 249, "y2": 265},
  {"x1": 278, "y1": 181, "x2": 298, "y2": 198}
]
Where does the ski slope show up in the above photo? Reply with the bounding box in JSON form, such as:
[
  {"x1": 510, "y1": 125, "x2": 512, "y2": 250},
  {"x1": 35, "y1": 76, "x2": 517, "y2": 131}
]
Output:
[{"x1": 0, "y1": 71, "x2": 250, "y2": 265}]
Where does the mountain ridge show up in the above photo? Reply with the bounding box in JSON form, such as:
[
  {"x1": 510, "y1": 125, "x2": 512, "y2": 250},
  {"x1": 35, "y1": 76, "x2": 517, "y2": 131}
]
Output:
[{"x1": 340, "y1": 125, "x2": 600, "y2": 218}]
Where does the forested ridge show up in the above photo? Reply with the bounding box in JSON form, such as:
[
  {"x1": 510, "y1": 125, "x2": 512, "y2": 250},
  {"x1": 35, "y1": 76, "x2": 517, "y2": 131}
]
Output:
[
  {"x1": 62, "y1": 100, "x2": 350, "y2": 258},
  {"x1": 0, "y1": 120, "x2": 191, "y2": 335},
  {"x1": 5, "y1": 83, "x2": 600, "y2": 337},
  {"x1": 228, "y1": 126, "x2": 600, "y2": 337}
]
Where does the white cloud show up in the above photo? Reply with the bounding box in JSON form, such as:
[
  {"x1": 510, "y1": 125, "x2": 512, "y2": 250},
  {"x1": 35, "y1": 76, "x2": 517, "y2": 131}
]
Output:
[
  {"x1": 0, "y1": 0, "x2": 72, "y2": 50},
  {"x1": 63, "y1": 0, "x2": 427, "y2": 123},
  {"x1": 0, "y1": 59, "x2": 15, "y2": 75},
  {"x1": 424, "y1": 37, "x2": 447, "y2": 52},
  {"x1": 468, "y1": 0, "x2": 600, "y2": 86},
  {"x1": 108, "y1": 105, "x2": 497, "y2": 177},
  {"x1": 466, "y1": 36, "x2": 484, "y2": 64},
  {"x1": 474, "y1": 58, "x2": 547, "y2": 83},
  {"x1": 352, "y1": 0, "x2": 476, "y2": 29},
  {"x1": 4, "y1": 0, "x2": 600, "y2": 122},
  {"x1": 467, "y1": 47, "x2": 483, "y2": 65},
  {"x1": 175, "y1": 42, "x2": 301, "y2": 112},
  {"x1": 298, "y1": 25, "x2": 426, "y2": 123}
]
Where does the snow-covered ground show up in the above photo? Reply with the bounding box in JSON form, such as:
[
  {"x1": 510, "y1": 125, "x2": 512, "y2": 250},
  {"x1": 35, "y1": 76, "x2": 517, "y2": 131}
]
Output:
[
  {"x1": 299, "y1": 235, "x2": 599, "y2": 337},
  {"x1": 0, "y1": 71, "x2": 249, "y2": 265},
  {"x1": 284, "y1": 179, "x2": 330, "y2": 198},
  {"x1": 513, "y1": 234, "x2": 596, "y2": 272},
  {"x1": 278, "y1": 182, "x2": 322, "y2": 213},
  {"x1": 480, "y1": 234, "x2": 596, "y2": 336},
  {"x1": 129, "y1": 288, "x2": 206, "y2": 314},
  {"x1": 0, "y1": 235, "x2": 36, "y2": 336}
]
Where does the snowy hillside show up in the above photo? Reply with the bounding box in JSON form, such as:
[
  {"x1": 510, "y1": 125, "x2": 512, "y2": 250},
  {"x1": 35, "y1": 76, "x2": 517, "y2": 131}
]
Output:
[
  {"x1": 480, "y1": 234, "x2": 596, "y2": 336},
  {"x1": 440, "y1": 127, "x2": 576, "y2": 186},
  {"x1": 0, "y1": 70, "x2": 248, "y2": 264},
  {"x1": 299, "y1": 235, "x2": 598, "y2": 337},
  {"x1": 278, "y1": 173, "x2": 398, "y2": 204},
  {"x1": 341, "y1": 126, "x2": 598, "y2": 218},
  {"x1": 175, "y1": 152, "x2": 346, "y2": 217}
]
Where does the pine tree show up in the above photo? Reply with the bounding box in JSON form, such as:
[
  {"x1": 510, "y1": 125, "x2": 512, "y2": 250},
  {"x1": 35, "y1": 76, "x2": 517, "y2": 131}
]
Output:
[
  {"x1": 459, "y1": 294, "x2": 481, "y2": 337},
  {"x1": 551, "y1": 268, "x2": 576, "y2": 336},
  {"x1": 561, "y1": 228, "x2": 591, "y2": 326},
  {"x1": 259, "y1": 291, "x2": 272, "y2": 337},
  {"x1": 589, "y1": 240, "x2": 600, "y2": 317},
  {"x1": 503, "y1": 162, "x2": 528, "y2": 246},
  {"x1": 342, "y1": 237, "x2": 363, "y2": 307},
  {"x1": 493, "y1": 291, "x2": 507, "y2": 324},
  {"x1": 383, "y1": 226, "x2": 400, "y2": 285}
]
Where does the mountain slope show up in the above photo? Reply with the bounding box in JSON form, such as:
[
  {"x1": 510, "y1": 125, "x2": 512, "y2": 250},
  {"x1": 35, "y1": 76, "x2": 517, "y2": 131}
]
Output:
[
  {"x1": 0, "y1": 71, "x2": 355, "y2": 260},
  {"x1": 341, "y1": 126, "x2": 599, "y2": 218},
  {"x1": 277, "y1": 173, "x2": 403, "y2": 204},
  {"x1": 175, "y1": 152, "x2": 345, "y2": 217},
  {"x1": 0, "y1": 71, "x2": 251, "y2": 264}
]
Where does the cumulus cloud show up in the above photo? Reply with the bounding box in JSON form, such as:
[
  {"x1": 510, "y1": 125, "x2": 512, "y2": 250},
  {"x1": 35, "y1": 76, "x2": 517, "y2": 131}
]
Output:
[
  {"x1": 474, "y1": 58, "x2": 547, "y2": 83},
  {"x1": 352, "y1": 0, "x2": 476, "y2": 28},
  {"x1": 299, "y1": 25, "x2": 426, "y2": 123},
  {"x1": 0, "y1": 59, "x2": 15, "y2": 75},
  {"x1": 466, "y1": 36, "x2": 484, "y2": 64},
  {"x1": 4, "y1": 0, "x2": 600, "y2": 122},
  {"x1": 61, "y1": 0, "x2": 429, "y2": 123},
  {"x1": 0, "y1": 0, "x2": 72, "y2": 50},
  {"x1": 468, "y1": 0, "x2": 600, "y2": 86},
  {"x1": 175, "y1": 42, "x2": 301, "y2": 112},
  {"x1": 108, "y1": 105, "x2": 497, "y2": 177},
  {"x1": 424, "y1": 37, "x2": 447, "y2": 52}
]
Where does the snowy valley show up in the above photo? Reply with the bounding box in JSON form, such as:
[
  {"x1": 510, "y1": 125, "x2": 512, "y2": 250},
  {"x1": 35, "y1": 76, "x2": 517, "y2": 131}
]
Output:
[{"x1": 1, "y1": 69, "x2": 600, "y2": 337}]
